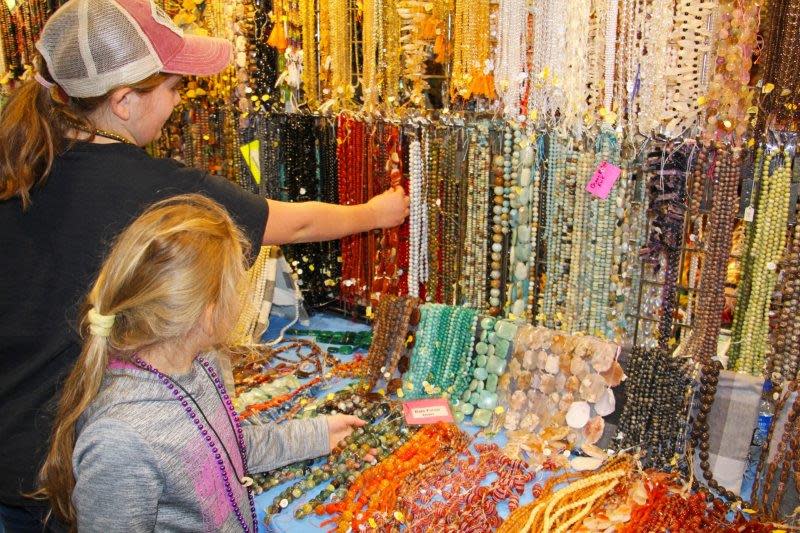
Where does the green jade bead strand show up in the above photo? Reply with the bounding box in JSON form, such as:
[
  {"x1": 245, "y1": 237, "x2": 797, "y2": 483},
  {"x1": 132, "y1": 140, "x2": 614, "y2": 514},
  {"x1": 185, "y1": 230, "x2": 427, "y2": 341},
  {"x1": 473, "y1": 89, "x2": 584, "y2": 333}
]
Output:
[
  {"x1": 448, "y1": 311, "x2": 480, "y2": 416},
  {"x1": 733, "y1": 146, "x2": 792, "y2": 374},
  {"x1": 730, "y1": 145, "x2": 765, "y2": 365},
  {"x1": 404, "y1": 305, "x2": 479, "y2": 400},
  {"x1": 405, "y1": 304, "x2": 447, "y2": 398},
  {"x1": 437, "y1": 307, "x2": 479, "y2": 396},
  {"x1": 527, "y1": 134, "x2": 544, "y2": 320},
  {"x1": 286, "y1": 329, "x2": 373, "y2": 353},
  {"x1": 466, "y1": 317, "x2": 518, "y2": 427}
]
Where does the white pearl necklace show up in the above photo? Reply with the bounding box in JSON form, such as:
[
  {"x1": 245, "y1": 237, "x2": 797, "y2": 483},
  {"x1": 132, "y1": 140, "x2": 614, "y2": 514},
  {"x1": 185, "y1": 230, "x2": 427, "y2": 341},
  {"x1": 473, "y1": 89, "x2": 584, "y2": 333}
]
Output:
[{"x1": 408, "y1": 136, "x2": 428, "y2": 297}]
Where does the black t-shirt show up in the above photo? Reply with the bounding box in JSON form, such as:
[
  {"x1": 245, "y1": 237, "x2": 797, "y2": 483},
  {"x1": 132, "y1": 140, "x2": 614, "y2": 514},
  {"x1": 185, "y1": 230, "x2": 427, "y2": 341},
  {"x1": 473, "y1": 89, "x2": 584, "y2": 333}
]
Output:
[{"x1": 0, "y1": 142, "x2": 268, "y2": 506}]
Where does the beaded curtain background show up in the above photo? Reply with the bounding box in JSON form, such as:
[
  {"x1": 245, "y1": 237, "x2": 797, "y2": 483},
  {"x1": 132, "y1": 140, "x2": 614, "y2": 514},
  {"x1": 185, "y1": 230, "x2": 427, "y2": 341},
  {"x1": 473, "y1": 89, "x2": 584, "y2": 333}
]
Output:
[{"x1": 5, "y1": 0, "x2": 800, "y2": 528}]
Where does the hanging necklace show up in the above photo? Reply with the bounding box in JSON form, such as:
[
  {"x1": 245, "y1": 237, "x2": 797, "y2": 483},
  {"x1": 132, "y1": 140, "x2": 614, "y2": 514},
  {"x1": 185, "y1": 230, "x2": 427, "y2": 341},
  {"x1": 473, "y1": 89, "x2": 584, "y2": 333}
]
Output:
[
  {"x1": 93, "y1": 129, "x2": 135, "y2": 145},
  {"x1": 131, "y1": 355, "x2": 258, "y2": 533}
]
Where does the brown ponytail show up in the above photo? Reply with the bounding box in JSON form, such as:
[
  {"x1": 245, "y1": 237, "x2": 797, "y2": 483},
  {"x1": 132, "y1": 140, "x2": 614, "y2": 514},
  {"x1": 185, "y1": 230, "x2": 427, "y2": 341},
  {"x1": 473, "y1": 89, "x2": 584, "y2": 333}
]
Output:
[{"x1": 0, "y1": 56, "x2": 169, "y2": 209}]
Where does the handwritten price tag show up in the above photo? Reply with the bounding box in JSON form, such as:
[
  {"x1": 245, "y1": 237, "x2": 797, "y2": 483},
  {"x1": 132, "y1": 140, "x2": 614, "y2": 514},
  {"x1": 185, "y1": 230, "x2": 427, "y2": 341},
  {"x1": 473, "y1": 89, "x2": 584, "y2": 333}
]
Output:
[
  {"x1": 586, "y1": 161, "x2": 622, "y2": 199},
  {"x1": 402, "y1": 398, "x2": 454, "y2": 425}
]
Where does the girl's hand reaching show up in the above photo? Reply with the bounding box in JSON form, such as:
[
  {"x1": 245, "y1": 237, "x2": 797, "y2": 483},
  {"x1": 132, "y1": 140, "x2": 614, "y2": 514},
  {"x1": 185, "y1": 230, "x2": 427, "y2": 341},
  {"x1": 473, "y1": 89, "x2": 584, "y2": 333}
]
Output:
[
  {"x1": 326, "y1": 414, "x2": 367, "y2": 450},
  {"x1": 366, "y1": 186, "x2": 410, "y2": 228}
]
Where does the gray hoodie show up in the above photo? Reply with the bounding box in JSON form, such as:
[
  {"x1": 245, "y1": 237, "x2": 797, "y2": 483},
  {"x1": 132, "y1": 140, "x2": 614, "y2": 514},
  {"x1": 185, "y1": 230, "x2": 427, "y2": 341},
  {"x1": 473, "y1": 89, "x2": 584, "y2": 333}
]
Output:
[{"x1": 73, "y1": 353, "x2": 328, "y2": 532}]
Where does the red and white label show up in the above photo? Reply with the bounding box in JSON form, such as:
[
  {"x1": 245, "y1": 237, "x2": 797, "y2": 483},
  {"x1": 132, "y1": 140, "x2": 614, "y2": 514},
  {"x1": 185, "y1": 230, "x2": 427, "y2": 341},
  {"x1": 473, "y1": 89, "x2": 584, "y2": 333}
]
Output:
[{"x1": 402, "y1": 398, "x2": 454, "y2": 425}]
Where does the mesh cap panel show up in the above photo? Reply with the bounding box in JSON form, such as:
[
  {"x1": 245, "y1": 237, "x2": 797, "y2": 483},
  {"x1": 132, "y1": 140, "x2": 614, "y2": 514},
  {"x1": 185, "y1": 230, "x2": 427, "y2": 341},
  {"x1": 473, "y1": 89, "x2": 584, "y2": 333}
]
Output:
[
  {"x1": 35, "y1": 0, "x2": 162, "y2": 97},
  {"x1": 38, "y1": 8, "x2": 88, "y2": 80},
  {"x1": 88, "y1": 0, "x2": 152, "y2": 75},
  {"x1": 35, "y1": 0, "x2": 231, "y2": 97}
]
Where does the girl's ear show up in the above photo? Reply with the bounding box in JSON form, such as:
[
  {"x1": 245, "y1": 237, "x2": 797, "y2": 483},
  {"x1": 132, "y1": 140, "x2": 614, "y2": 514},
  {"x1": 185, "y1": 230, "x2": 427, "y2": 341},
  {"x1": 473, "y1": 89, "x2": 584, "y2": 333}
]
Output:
[
  {"x1": 201, "y1": 303, "x2": 217, "y2": 339},
  {"x1": 107, "y1": 87, "x2": 135, "y2": 121}
]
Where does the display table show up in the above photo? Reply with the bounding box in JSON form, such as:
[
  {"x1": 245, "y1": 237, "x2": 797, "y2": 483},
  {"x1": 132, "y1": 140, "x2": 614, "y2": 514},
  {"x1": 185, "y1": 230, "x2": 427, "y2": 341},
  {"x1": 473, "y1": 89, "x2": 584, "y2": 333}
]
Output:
[
  {"x1": 253, "y1": 313, "x2": 553, "y2": 533},
  {"x1": 251, "y1": 312, "x2": 785, "y2": 532}
]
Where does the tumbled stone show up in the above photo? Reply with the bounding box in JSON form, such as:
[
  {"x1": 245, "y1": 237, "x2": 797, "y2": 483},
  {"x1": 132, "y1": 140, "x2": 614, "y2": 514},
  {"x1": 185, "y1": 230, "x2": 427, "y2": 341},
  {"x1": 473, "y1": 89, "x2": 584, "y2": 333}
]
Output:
[{"x1": 472, "y1": 408, "x2": 493, "y2": 427}]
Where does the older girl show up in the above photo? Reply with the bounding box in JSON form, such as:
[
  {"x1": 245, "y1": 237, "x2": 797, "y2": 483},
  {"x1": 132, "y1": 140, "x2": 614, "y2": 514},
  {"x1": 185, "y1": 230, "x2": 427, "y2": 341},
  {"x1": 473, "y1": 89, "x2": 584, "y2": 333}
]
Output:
[{"x1": 0, "y1": 0, "x2": 407, "y2": 528}]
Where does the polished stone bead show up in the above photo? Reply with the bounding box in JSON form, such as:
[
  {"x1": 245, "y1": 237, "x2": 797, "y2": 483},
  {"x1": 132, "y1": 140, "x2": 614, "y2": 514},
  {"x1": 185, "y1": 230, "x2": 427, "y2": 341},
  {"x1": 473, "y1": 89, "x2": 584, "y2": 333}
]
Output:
[
  {"x1": 481, "y1": 317, "x2": 496, "y2": 330},
  {"x1": 486, "y1": 356, "x2": 506, "y2": 375},
  {"x1": 474, "y1": 367, "x2": 489, "y2": 381},
  {"x1": 495, "y1": 339, "x2": 511, "y2": 358},
  {"x1": 461, "y1": 402, "x2": 475, "y2": 415},
  {"x1": 496, "y1": 321, "x2": 517, "y2": 341},
  {"x1": 472, "y1": 408, "x2": 493, "y2": 427},
  {"x1": 475, "y1": 342, "x2": 489, "y2": 355},
  {"x1": 476, "y1": 355, "x2": 488, "y2": 367},
  {"x1": 469, "y1": 379, "x2": 478, "y2": 391},
  {"x1": 486, "y1": 374, "x2": 498, "y2": 392},
  {"x1": 478, "y1": 391, "x2": 498, "y2": 410}
]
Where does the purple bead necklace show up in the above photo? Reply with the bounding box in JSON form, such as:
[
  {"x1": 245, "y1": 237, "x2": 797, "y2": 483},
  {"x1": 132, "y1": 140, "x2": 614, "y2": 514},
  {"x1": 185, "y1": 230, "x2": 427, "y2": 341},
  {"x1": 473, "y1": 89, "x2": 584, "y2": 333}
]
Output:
[{"x1": 132, "y1": 355, "x2": 258, "y2": 532}]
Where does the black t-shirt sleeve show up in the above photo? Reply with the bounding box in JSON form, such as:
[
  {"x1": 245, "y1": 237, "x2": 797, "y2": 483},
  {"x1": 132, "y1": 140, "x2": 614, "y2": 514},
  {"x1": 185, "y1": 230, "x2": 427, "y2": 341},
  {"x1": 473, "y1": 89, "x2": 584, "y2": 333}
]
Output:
[{"x1": 166, "y1": 166, "x2": 268, "y2": 259}]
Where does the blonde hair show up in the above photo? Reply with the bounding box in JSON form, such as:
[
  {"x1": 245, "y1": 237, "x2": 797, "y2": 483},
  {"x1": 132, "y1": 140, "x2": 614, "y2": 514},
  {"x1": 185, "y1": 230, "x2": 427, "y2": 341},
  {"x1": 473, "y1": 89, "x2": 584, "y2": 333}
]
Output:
[{"x1": 36, "y1": 194, "x2": 250, "y2": 527}]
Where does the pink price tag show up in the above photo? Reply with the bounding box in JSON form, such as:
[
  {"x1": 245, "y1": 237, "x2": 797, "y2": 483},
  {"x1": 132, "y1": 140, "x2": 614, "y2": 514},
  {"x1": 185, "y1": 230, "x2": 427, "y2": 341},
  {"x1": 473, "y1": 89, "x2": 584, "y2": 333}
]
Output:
[
  {"x1": 586, "y1": 161, "x2": 622, "y2": 199},
  {"x1": 402, "y1": 398, "x2": 454, "y2": 425}
]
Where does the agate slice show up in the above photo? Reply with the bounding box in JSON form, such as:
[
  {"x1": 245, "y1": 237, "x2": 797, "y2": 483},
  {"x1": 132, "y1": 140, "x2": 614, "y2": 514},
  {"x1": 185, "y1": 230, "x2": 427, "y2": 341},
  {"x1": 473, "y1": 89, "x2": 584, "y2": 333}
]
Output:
[
  {"x1": 601, "y1": 360, "x2": 625, "y2": 387},
  {"x1": 595, "y1": 387, "x2": 616, "y2": 416},
  {"x1": 590, "y1": 342, "x2": 617, "y2": 372},
  {"x1": 579, "y1": 373, "x2": 606, "y2": 403},
  {"x1": 566, "y1": 401, "x2": 591, "y2": 429},
  {"x1": 582, "y1": 415, "x2": 605, "y2": 445}
]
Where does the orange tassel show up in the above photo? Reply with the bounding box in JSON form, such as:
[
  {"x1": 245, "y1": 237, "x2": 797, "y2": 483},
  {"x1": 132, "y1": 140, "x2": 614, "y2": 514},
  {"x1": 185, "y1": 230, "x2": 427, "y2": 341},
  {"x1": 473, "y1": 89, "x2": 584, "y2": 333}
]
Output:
[
  {"x1": 267, "y1": 22, "x2": 288, "y2": 51},
  {"x1": 434, "y1": 33, "x2": 446, "y2": 63},
  {"x1": 421, "y1": 18, "x2": 438, "y2": 39},
  {"x1": 484, "y1": 74, "x2": 496, "y2": 99},
  {"x1": 469, "y1": 75, "x2": 482, "y2": 98}
]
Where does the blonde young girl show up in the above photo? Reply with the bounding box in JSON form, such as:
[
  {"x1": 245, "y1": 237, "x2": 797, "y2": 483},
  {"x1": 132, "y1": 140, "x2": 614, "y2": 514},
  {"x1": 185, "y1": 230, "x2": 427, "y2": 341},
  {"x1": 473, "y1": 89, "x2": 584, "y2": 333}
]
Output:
[
  {"x1": 0, "y1": 0, "x2": 406, "y2": 527},
  {"x1": 37, "y1": 194, "x2": 364, "y2": 532}
]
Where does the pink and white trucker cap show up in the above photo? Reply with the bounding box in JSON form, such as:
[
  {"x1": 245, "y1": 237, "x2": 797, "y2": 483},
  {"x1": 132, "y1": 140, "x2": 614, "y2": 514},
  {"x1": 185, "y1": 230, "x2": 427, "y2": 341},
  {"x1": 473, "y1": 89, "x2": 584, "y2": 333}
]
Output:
[{"x1": 35, "y1": 0, "x2": 232, "y2": 98}]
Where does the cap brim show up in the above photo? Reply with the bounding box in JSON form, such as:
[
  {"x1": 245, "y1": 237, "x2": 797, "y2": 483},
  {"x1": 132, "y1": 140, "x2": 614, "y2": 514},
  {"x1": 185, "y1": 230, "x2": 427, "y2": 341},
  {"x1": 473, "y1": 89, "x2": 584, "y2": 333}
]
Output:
[{"x1": 161, "y1": 34, "x2": 232, "y2": 76}]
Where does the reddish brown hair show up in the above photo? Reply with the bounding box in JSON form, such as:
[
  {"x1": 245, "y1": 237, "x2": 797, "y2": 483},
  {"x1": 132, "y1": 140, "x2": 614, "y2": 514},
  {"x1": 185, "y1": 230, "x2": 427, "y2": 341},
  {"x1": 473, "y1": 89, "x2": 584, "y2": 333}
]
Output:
[{"x1": 0, "y1": 56, "x2": 168, "y2": 209}]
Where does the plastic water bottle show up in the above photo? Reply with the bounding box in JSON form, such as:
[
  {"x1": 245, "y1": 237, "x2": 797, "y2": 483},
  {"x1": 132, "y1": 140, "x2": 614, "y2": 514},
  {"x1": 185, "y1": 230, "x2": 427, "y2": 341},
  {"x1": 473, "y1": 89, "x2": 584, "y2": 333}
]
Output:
[
  {"x1": 755, "y1": 380, "x2": 776, "y2": 445},
  {"x1": 741, "y1": 379, "x2": 775, "y2": 498}
]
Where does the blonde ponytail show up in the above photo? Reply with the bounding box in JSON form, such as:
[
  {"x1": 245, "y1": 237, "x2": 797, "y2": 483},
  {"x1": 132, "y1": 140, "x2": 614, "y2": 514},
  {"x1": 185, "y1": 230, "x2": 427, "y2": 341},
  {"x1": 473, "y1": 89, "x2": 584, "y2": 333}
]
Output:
[{"x1": 36, "y1": 194, "x2": 249, "y2": 527}]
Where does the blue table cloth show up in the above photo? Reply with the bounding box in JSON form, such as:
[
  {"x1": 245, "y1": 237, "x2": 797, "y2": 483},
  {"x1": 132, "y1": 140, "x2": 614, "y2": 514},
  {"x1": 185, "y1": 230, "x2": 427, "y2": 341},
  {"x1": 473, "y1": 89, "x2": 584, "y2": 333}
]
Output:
[{"x1": 254, "y1": 313, "x2": 549, "y2": 532}]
